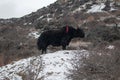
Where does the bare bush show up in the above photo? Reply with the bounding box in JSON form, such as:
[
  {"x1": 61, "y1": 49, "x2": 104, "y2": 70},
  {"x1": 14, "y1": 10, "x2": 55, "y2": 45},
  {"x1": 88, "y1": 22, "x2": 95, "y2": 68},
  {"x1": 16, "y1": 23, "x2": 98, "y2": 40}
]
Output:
[
  {"x1": 17, "y1": 56, "x2": 43, "y2": 80},
  {"x1": 85, "y1": 24, "x2": 120, "y2": 44},
  {"x1": 69, "y1": 43, "x2": 120, "y2": 80}
]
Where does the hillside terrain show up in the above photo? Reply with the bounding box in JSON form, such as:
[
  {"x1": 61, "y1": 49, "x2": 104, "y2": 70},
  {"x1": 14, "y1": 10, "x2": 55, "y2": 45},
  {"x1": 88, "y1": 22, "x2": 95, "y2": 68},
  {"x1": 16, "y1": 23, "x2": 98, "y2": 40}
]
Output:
[
  {"x1": 0, "y1": 50, "x2": 89, "y2": 80},
  {"x1": 0, "y1": 0, "x2": 120, "y2": 79},
  {"x1": 0, "y1": 45, "x2": 120, "y2": 80},
  {"x1": 0, "y1": 0, "x2": 120, "y2": 66}
]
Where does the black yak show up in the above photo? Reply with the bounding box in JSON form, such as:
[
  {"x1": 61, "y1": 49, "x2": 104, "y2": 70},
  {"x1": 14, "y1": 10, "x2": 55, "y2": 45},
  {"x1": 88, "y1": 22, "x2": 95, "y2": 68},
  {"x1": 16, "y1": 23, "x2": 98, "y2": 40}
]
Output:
[{"x1": 37, "y1": 26, "x2": 85, "y2": 54}]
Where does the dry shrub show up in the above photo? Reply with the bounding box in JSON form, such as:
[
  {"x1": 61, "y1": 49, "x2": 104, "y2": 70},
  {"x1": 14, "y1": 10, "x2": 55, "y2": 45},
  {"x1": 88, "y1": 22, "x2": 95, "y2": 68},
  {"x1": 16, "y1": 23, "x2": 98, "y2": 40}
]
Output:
[
  {"x1": 17, "y1": 56, "x2": 43, "y2": 80},
  {"x1": 0, "y1": 26, "x2": 39, "y2": 66},
  {"x1": 69, "y1": 41, "x2": 120, "y2": 80},
  {"x1": 85, "y1": 24, "x2": 120, "y2": 44}
]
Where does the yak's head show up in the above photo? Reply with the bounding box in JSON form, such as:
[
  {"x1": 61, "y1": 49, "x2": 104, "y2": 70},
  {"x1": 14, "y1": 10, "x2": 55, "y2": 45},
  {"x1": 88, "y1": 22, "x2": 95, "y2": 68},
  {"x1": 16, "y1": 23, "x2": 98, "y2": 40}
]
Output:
[{"x1": 74, "y1": 28, "x2": 85, "y2": 38}]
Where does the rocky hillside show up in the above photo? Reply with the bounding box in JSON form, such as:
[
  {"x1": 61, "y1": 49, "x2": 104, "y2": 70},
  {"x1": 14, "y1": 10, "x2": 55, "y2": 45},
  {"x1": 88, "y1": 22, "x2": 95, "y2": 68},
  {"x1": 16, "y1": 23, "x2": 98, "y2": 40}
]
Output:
[
  {"x1": 0, "y1": 0, "x2": 120, "y2": 29},
  {"x1": 0, "y1": 0, "x2": 120, "y2": 66}
]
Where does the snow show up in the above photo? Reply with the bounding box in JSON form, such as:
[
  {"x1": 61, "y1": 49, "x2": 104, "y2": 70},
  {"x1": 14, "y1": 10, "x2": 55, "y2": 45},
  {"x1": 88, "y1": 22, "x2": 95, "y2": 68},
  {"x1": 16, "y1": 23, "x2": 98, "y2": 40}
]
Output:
[
  {"x1": 38, "y1": 51, "x2": 75, "y2": 80},
  {"x1": 0, "y1": 50, "x2": 89, "y2": 80},
  {"x1": 23, "y1": 23, "x2": 27, "y2": 25},
  {"x1": 106, "y1": 45, "x2": 115, "y2": 50},
  {"x1": 87, "y1": 2, "x2": 117, "y2": 13},
  {"x1": 37, "y1": 15, "x2": 44, "y2": 20},
  {"x1": 23, "y1": 22, "x2": 32, "y2": 25},
  {"x1": 28, "y1": 31, "x2": 40, "y2": 39},
  {"x1": 47, "y1": 18, "x2": 53, "y2": 22},
  {"x1": 72, "y1": 7, "x2": 82, "y2": 13},
  {"x1": 46, "y1": 13, "x2": 53, "y2": 22},
  {"x1": 87, "y1": 3, "x2": 105, "y2": 13}
]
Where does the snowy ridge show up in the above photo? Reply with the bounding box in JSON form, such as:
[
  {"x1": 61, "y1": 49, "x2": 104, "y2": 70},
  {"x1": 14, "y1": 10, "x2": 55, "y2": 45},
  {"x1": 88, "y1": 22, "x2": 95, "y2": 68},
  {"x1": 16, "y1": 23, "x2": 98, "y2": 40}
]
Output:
[{"x1": 0, "y1": 50, "x2": 89, "y2": 80}]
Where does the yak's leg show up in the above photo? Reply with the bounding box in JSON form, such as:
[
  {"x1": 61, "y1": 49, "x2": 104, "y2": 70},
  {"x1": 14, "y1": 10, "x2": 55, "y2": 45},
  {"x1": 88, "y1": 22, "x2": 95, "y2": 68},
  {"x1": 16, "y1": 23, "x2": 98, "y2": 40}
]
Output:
[
  {"x1": 62, "y1": 45, "x2": 66, "y2": 50},
  {"x1": 61, "y1": 39, "x2": 68, "y2": 50},
  {"x1": 41, "y1": 45, "x2": 47, "y2": 54},
  {"x1": 41, "y1": 48, "x2": 47, "y2": 54},
  {"x1": 61, "y1": 41, "x2": 67, "y2": 50},
  {"x1": 42, "y1": 49, "x2": 45, "y2": 54},
  {"x1": 61, "y1": 36, "x2": 71, "y2": 50}
]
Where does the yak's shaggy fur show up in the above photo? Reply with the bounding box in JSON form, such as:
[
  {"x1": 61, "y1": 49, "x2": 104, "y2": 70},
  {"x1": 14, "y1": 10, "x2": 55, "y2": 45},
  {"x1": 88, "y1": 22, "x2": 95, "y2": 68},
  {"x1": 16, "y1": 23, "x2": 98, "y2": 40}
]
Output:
[{"x1": 37, "y1": 26, "x2": 85, "y2": 54}]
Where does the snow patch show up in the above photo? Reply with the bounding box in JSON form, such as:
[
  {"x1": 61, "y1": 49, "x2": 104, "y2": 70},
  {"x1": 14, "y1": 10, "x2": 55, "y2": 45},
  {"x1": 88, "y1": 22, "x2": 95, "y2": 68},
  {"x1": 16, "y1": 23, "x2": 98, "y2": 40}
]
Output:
[
  {"x1": 87, "y1": 3, "x2": 105, "y2": 13},
  {"x1": 0, "y1": 50, "x2": 89, "y2": 80},
  {"x1": 23, "y1": 22, "x2": 32, "y2": 26},
  {"x1": 47, "y1": 18, "x2": 53, "y2": 22},
  {"x1": 28, "y1": 31, "x2": 40, "y2": 39},
  {"x1": 38, "y1": 50, "x2": 75, "y2": 80},
  {"x1": 72, "y1": 7, "x2": 82, "y2": 13},
  {"x1": 37, "y1": 15, "x2": 44, "y2": 20},
  {"x1": 106, "y1": 45, "x2": 115, "y2": 50}
]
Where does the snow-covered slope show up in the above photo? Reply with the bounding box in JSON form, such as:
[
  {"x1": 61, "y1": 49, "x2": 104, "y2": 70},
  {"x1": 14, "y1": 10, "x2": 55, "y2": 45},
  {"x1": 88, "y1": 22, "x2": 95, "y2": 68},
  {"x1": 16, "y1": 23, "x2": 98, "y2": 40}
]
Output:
[{"x1": 0, "y1": 50, "x2": 89, "y2": 80}]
